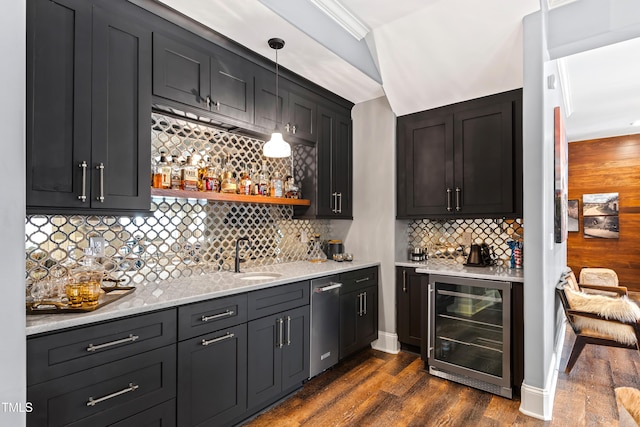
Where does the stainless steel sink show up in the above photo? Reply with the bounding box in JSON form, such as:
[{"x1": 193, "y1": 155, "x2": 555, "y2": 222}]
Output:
[{"x1": 238, "y1": 272, "x2": 282, "y2": 281}]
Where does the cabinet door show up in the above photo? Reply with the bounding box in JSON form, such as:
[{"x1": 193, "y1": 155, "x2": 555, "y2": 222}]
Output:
[
  {"x1": 281, "y1": 305, "x2": 310, "y2": 391},
  {"x1": 316, "y1": 105, "x2": 352, "y2": 218},
  {"x1": 286, "y1": 88, "x2": 316, "y2": 142},
  {"x1": 91, "y1": 6, "x2": 151, "y2": 211},
  {"x1": 359, "y1": 285, "x2": 378, "y2": 346},
  {"x1": 254, "y1": 67, "x2": 287, "y2": 131},
  {"x1": 210, "y1": 48, "x2": 254, "y2": 123},
  {"x1": 247, "y1": 313, "x2": 282, "y2": 409},
  {"x1": 396, "y1": 268, "x2": 425, "y2": 348},
  {"x1": 152, "y1": 33, "x2": 210, "y2": 109},
  {"x1": 453, "y1": 102, "x2": 513, "y2": 214},
  {"x1": 26, "y1": 0, "x2": 92, "y2": 209},
  {"x1": 397, "y1": 112, "x2": 454, "y2": 217},
  {"x1": 177, "y1": 324, "x2": 247, "y2": 427},
  {"x1": 339, "y1": 290, "x2": 360, "y2": 359}
]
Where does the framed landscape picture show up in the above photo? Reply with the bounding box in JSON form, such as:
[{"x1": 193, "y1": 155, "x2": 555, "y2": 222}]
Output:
[
  {"x1": 568, "y1": 199, "x2": 579, "y2": 232},
  {"x1": 582, "y1": 192, "x2": 619, "y2": 238}
]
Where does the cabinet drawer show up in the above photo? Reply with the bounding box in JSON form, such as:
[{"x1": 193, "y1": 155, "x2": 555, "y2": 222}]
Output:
[
  {"x1": 248, "y1": 281, "x2": 309, "y2": 320},
  {"x1": 27, "y1": 309, "x2": 176, "y2": 386},
  {"x1": 108, "y1": 399, "x2": 176, "y2": 427},
  {"x1": 27, "y1": 345, "x2": 177, "y2": 427},
  {"x1": 340, "y1": 267, "x2": 378, "y2": 292},
  {"x1": 178, "y1": 293, "x2": 247, "y2": 341}
]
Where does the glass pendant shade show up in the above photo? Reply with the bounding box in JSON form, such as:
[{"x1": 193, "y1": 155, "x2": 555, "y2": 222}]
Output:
[
  {"x1": 264, "y1": 132, "x2": 291, "y2": 158},
  {"x1": 263, "y1": 37, "x2": 291, "y2": 158}
]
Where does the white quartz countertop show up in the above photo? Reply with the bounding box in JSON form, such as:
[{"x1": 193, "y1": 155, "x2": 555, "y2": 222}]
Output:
[
  {"x1": 26, "y1": 260, "x2": 380, "y2": 336},
  {"x1": 395, "y1": 260, "x2": 524, "y2": 282}
]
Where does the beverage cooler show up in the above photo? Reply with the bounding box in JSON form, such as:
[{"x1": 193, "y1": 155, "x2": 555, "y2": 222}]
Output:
[{"x1": 425, "y1": 275, "x2": 512, "y2": 398}]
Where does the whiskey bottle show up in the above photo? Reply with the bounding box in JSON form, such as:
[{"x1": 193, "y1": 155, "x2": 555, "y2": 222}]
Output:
[
  {"x1": 158, "y1": 151, "x2": 171, "y2": 189},
  {"x1": 170, "y1": 156, "x2": 182, "y2": 190},
  {"x1": 180, "y1": 154, "x2": 199, "y2": 191},
  {"x1": 239, "y1": 163, "x2": 252, "y2": 195},
  {"x1": 258, "y1": 161, "x2": 269, "y2": 196},
  {"x1": 270, "y1": 170, "x2": 284, "y2": 198}
]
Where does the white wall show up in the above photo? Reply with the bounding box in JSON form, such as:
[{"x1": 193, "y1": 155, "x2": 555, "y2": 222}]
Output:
[
  {"x1": 0, "y1": 0, "x2": 26, "y2": 426},
  {"x1": 519, "y1": 0, "x2": 640, "y2": 420},
  {"x1": 342, "y1": 96, "x2": 398, "y2": 352}
]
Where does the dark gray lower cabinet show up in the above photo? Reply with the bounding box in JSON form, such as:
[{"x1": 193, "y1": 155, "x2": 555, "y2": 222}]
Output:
[
  {"x1": 109, "y1": 400, "x2": 176, "y2": 427},
  {"x1": 339, "y1": 267, "x2": 379, "y2": 359},
  {"x1": 247, "y1": 305, "x2": 310, "y2": 410},
  {"x1": 396, "y1": 267, "x2": 426, "y2": 349},
  {"x1": 177, "y1": 324, "x2": 247, "y2": 427}
]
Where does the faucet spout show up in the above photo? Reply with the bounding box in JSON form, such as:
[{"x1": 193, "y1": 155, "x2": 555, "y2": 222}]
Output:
[{"x1": 235, "y1": 237, "x2": 250, "y2": 273}]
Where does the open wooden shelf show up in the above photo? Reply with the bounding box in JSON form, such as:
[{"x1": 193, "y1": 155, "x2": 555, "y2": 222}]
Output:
[{"x1": 151, "y1": 188, "x2": 311, "y2": 207}]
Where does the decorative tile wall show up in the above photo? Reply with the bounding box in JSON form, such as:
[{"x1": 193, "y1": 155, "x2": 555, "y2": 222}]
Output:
[
  {"x1": 25, "y1": 113, "x2": 328, "y2": 288},
  {"x1": 407, "y1": 218, "x2": 524, "y2": 265}
]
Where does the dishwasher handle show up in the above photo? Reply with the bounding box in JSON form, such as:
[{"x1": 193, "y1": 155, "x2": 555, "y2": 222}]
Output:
[{"x1": 315, "y1": 282, "x2": 342, "y2": 293}]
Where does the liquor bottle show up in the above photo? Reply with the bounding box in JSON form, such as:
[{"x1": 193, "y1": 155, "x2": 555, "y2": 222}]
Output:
[
  {"x1": 220, "y1": 155, "x2": 237, "y2": 194},
  {"x1": 158, "y1": 151, "x2": 172, "y2": 189},
  {"x1": 170, "y1": 156, "x2": 182, "y2": 190},
  {"x1": 204, "y1": 156, "x2": 221, "y2": 192},
  {"x1": 180, "y1": 153, "x2": 199, "y2": 191},
  {"x1": 239, "y1": 163, "x2": 252, "y2": 195},
  {"x1": 152, "y1": 156, "x2": 163, "y2": 189},
  {"x1": 250, "y1": 162, "x2": 260, "y2": 195},
  {"x1": 198, "y1": 155, "x2": 211, "y2": 191},
  {"x1": 258, "y1": 161, "x2": 269, "y2": 196},
  {"x1": 270, "y1": 170, "x2": 284, "y2": 198}
]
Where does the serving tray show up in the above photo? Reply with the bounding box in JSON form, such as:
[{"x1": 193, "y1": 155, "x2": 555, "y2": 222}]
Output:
[{"x1": 26, "y1": 286, "x2": 135, "y2": 315}]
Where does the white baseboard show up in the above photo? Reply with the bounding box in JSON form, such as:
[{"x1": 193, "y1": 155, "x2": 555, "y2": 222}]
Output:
[
  {"x1": 371, "y1": 331, "x2": 400, "y2": 354},
  {"x1": 519, "y1": 319, "x2": 566, "y2": 420}
]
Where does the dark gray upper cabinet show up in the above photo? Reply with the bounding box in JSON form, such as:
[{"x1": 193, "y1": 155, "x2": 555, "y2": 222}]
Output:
[
  {"x1": 26, "y1": 0, "x2": 151, "y2": 214},
  {"x1": 153, "y1": 33, "x2": 255, "y2": 124},
  {"x1": 397, "y1": 89, "x2": 523, "y2": 219},
  {"x1": 315, "y1": 104, "x2": 353, "y2": 218},
  {"x1": 254, "y1": 69, "x2": 317, "y2": 144}
]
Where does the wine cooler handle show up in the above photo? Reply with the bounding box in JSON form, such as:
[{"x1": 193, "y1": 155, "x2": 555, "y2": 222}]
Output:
[{"x1": 427, "y1": 283, "x2": 434, "y2": 358}]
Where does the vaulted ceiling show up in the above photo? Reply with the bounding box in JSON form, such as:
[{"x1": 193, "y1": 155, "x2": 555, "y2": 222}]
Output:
[{"x1": 155, "y1": 0, "x2": 640, "y2": 141}]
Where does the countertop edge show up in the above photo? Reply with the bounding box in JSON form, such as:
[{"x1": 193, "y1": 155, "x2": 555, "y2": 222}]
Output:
[
  {"x1": 26, "y1": 260, "x2": 381, "y2": 336},
  {"x1": 395, "y1": 261, "x2": 524, "y2": 283}
]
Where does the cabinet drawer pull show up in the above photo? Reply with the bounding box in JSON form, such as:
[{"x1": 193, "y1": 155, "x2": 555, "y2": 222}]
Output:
[
  {"x1": 455, "y1": 187, "x2": 461, "y2": 212},
  {"x1": 87, "y1": 383, "x2": 138, "y2": 407},
  {"x1": 446, "y1": 188, "x2": 452, "y2": 212},
  {"x1": 317, "y1": 282, "x2": 342, "y2": 292},
  {"x1": 201, "y1": 332, "x2": 235, "y2": 346},
  {"x1": 363, "y1": 291, "x2": 367, "y2": 315},
  {"x1": 286, "y1": 316, "x2": 291, "y2": 346},
  {"x1": 337, "y1": 192, "x2": 342, "y2": 214},
  {"x1": 355, "y1": 277, "x2": 370, "y2": 283},
  {"x1": 201, "y1": 309, "x2": 235, "y2": 322},
  {"x1": 78, "y1": 161, "x2": 88, "y2": 202},
  {"x1": 332, "y1": 192, "x2": 338, "y2": 213},
  {"x1": 86, "y1": 334, "x2": 139, "y2": 352},
  {"x1": 292, "y1": 124, "x2": 297, "y2": 134},
  {"x1": 96, "y1": 163, "x2": 105, "y2": 202},
  {"x1": 358, "y1": 293, "x2": 364, "y2": 316}
]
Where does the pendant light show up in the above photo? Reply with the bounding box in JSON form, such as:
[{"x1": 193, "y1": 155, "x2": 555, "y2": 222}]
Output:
[{"x1": 263, "y1": 38, "x2": 291, "y2": 158}]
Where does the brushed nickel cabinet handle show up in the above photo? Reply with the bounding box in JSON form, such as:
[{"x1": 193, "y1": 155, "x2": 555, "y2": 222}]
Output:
[
  {"x1": 286, "y1": 316, "x2": 291, "y2": 346},
  {"x1": 206, "y1": 95, "x2": 211, "y2": 108},
  {"x1": 363, "y1": 291, "x2": 367, "y2": 315},
  {"x1": 355, "y1": 277, "x2": 370, "y2": 283},
  {"x1": 277, "y1": 318, "x2": 284, "y2": 348},
  {"x1": 201, "y1": 309, "x2": 234, "y2": 322},
  {"x1": 337, "y1": 192, "x2": 343, "y2": 214},
  {"x1": 87, "y1": 383, "x2": 138, "y2": 407},
  {"x1": 291, "y1": 124, "x2": 296, "y2": 134},
  {"x1": 96, "y1": 163, "x2": 105, "y2": 202},
  {"x1": 455, "y1": 187, "x2": 461, "y2": 212},
  {"x1": 402, "y1": 270, "x2": 407, "y2": 293},
  {"x1": 201, "y1": 332, "x2": 234, "y2": 346},
  {"x1": 285, "y1": 123, "x2": 291, "y2": 133},
  {"x1": 446, "y1": 188, "x2": 452, "y2": 212},
  {"x1": 332, "y1": 192, "x2": 338, "y2": 213},
  {"x1": 86, "y1": 334, "x2": 139, "y2": 352},
  {"x1": 78, "y1": 161, "x2": 88, "y2": 202},
  {"x1": 317, "y1": 283, "x2": 342, "y2": 292}
]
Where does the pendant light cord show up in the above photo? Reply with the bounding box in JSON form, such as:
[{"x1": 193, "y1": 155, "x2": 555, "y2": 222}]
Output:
[{"x1": 275, "y1": 48, "x2": 279, "y2": 128}]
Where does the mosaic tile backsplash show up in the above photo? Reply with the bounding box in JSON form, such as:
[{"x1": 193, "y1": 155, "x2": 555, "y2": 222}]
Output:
[
  {"x1": 408, "y1": 218, "x2": 524, "y2": 265},
  {"x1": 25, "y1": 113, "x2": 327, "y2": 288}
]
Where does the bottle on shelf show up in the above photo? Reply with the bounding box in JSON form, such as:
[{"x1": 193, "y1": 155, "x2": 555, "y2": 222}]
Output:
[
  {"x1": 285, "y1": 175, "x2": 300, "y2": 199},
  {"x1": 239, "y1": 163, "x2": 252, "y2": 195},
  {"x1": 158, "y1": 150, "x2": 171, "y2": 189},
  {"x1": 198, "y1": 154, "x2": 210, "y2": 192},
  {"x1": 152, "y1": 155, "x2": 163, "y2": 189},
  {"x1": 220, "y1": 155, "x2": 238, "y2": 194},
  {"x1": 180, "y1": 151, "x2": 199, "y2": 191},
  {"x1": 258, "y1": 161, "x2": 269, "y2": 196},
  {"x1": 270, "y1": 170, "x2": 284, "y2": 198},
  {"x1": 170, "y1": 155, "x2": 182, "y2": 190},
  {"x1": 204, "y1": 156, "x2": 221, "y2": 192},
  {"x1": 249, "y1": 162, "x2": 260, "y2": 195}
]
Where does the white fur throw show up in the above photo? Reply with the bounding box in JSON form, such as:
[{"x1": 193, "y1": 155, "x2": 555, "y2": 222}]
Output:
[{"x1": 565, "y1": 288, "x2": 640, "y2": 346}]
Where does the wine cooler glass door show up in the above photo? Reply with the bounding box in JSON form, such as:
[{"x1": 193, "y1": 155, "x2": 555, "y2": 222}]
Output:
[{"x1": 429, "y1": 275, "x2": 511, "y2": 389}]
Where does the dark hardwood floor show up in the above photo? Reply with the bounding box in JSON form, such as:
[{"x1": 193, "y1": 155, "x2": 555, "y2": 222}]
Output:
[{"x1": 244, "y1": 326, "x2": 640, "y2": 426}]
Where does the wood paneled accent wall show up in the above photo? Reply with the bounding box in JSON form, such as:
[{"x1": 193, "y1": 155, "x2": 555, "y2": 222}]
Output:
[{"x1": 568, "y1": 133, "x2": 640, "y2": 291}]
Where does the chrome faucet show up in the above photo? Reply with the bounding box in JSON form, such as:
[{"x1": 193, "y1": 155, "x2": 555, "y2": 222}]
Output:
[{"x1": 235, "y1": 237, "x2": 250, "y2": 273}]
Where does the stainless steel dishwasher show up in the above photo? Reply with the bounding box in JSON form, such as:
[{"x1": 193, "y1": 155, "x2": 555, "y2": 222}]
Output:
[{"x1": 310, "y1": 275, "x2": 342, "y2": 378}]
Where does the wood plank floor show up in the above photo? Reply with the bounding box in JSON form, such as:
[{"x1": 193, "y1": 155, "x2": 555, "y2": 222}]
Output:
[{"x1": 243, "y1": 326, "x2": 640, "y2": 426}]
